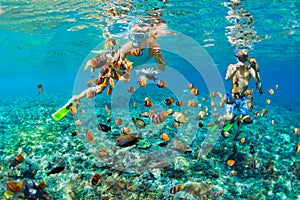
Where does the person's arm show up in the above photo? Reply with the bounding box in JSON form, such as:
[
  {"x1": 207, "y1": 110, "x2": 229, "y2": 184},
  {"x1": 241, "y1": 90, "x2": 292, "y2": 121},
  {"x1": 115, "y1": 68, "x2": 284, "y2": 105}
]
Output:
[
  {"x1": 225, "y1": 64, "x2": 239, "y2": 81},
  {"x1": 249, "y1": 67, "x2": 263, "y2": 94}
]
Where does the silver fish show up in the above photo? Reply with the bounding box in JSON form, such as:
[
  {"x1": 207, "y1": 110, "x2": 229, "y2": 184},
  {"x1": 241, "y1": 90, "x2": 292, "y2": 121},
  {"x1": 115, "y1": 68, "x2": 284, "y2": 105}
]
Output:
[{"x1": 135, "y1": 67, "x2": 160, "y2": 75}]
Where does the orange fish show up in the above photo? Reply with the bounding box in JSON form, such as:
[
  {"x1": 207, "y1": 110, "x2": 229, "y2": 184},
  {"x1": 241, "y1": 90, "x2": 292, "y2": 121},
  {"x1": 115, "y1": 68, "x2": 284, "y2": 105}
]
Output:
[
  {"x1": 91, "y1": 173, "x2": 101, "y2": 185},
  {"x1": 268, "y1": 89, "x2": 274, "y2": 95},
  {"x1": 157, "y1": 80, "x2": 167, "y2": 88},
  {"x1": 69, "y1": 105, "x2": 77, "y2": 115},
  {"x1": 38, "y1": 182, "x2": 46, "y2": 190},
  {"x1": 173, "y1": 123, "x2": 179, "y2": 129},
  {"x1": 187, "y1": 83, "x2": 193, "y2": 89},
  {"x1": 190, "y1": 88, "x2": 199, "y2": 96},
  {"x1": 14, "y1": 154, "x2": 24, "y2": 165},
  {"x1": 115, "y1": 118, "x2": 122, "y2": 126},
  {"x1": 86, "y1": 129, "x2": 94, "y2": 143},
  {"x1": 230, "y1": 170, "x2": 237, "y2": 176},
  {"x1": 6, "y1": 182, "x2": 23, "y2": 193},
  {"x1": 164, "y1": 97, "x2": 174, "y2": 106},
  {"x1": 160, "y1": 132, "x2": 169, "y2": 141},
  {"x1": 295, "y1": 144, "x2": 300, "y2": 153},
  {"x1": 144, "y1": 97, "x2": 153, "y2": 107},
  {"x1": 239, "y1": 138, "x2": 245, "y2": 145},
  {"x1": 105, "y1": 105, "x2": 110, "y2": 115},
  {"x1": 170, "y1": 184, "x2": 184, "y2": 194},
  {"x1": 227, "y1": 159, "x2": 236, "y2": 167}
]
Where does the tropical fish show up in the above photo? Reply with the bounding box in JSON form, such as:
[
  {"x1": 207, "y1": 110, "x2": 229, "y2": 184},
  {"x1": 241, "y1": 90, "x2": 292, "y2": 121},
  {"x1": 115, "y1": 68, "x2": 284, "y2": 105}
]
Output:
[
  {"x1": 116, "y1": 134, "x2": 140, "y2": 147},
  {"x1": 121, "y1": 127, "x2": 130, "y2": 135},
  {"x1": 86, "y1": 129, "x2": 95, "y2": 143},
  {"x1": 37, "y1": 182, "x2": 46, "y2": 191},
  {"x1": 14, "y1": 154, "x2": 24, "y2": 165},
  {"x1": 173, "y1": 112, "x2": 189, "y2": 124},
  {"x1": 46, "y1": 165, "x2": 65, "y2": 176},
  {"x1": 176, "y1": 101, "x2": 183, "y2": 106},
  {"x1": 144, "y1": 97, "x2": 153, "y2": 107},
  {"x1": 71, "y1": 131, "x2": 78, "y2": 136},
  {"x1": 98, "y1": 124, "x2": 112, "y2": 132},
  {"x1": 227, "y1": 159, "x2": 236, "y2": 167},
  {"x1": 91, "y1": 173, "x2": 101, "y2": 185},
  {"x1": 160, "y1": 132, "x2": 169, "y2": 141},
  {"x1": 157, "y1": 80, "x2": 167, "y2": 88},
  {"x1": 230, "y1": 170, "x2": 237, "y2": 176},
  {"x1": 146, "y1": 161, "x2": 169, "y2": 168},
  {"x1": 294, "y1": 128, "x2": 299, "y2": 134},
  {"x1": 149, "y1": 111, "x2": 168, "y2": 124},
  {"x1": 239, "y1": 137, "x2": 245, "y2": 145},
  {"x1": 132, "y1": 117, "x2": 146, "y2": 128},
  {"x1": 115, "y1": 118, "x2": 122, "y2": 126},
  {"x1": 164, "y1": 97, "x2": 174, "y2": 106},
  {"x1": 190, "y1": 88, "x2": 199, "y2": 96},
  {"x1": 69, "y1": 105, "x2": 77, "y2": 115},
  {"x1": 145, "y1": 74, "x2": 158, "y2": 82},
  {"x1": 127, "y1": 86, "x2": 135, "y2": 93},
  {"x1": 170, "y1": 184, "x2": 184, "y2": 194},
  {"x1": 135, "y1": 67, "x2": 160, "y2": 75},
  {"x1": 268, "y1": 89, "x2": 274, "y2": 95}
]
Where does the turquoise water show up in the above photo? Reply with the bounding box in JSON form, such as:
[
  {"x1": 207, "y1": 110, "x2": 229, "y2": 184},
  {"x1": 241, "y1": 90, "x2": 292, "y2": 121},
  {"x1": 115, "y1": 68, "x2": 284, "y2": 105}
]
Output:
[{"x1": 0, "y1": 0, "x2": 300, "y2": 199}]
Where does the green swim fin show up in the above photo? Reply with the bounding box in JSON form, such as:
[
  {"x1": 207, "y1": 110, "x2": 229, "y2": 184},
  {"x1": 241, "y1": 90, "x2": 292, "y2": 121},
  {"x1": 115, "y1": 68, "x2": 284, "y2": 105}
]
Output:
[
  {"x1": 223, "y1": 123, "x2": 234, "y2": 132},
  {"x1": 52, "y1": 101, "x2": 72, "y2": 121}
]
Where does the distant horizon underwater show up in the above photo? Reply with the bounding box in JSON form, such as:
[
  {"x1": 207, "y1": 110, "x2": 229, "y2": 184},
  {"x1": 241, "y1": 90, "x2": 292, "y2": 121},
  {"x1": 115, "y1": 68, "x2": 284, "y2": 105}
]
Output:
[{"x1": 0, "y1": 0, "x2": 300, "y2": 200}]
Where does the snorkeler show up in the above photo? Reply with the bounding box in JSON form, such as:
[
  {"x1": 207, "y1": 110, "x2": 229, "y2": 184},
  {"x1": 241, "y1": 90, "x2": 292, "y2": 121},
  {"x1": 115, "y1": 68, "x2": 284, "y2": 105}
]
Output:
[
  {"x1": 52, "y1": 21, "x2": 173, "y2": 121},
  {"x1": 217, "y1": 49, "x2": 263, "y2": 137}
]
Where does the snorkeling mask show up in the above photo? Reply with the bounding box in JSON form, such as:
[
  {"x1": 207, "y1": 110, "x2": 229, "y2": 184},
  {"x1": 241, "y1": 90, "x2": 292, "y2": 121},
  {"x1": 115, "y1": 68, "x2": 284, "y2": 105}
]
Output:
[{"x1": 129, "y1": 32, "x2": 146, "y2": 47}]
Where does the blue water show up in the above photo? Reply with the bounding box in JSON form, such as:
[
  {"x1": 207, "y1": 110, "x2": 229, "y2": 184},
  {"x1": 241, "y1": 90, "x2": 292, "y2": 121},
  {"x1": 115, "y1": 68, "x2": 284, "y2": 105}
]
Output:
[
  {"x1": 0, "y1": 0, "x2": 300, "y2": 199},
  {"x1": 0, "y1": 1, "x2": 299, "y2": 103}
]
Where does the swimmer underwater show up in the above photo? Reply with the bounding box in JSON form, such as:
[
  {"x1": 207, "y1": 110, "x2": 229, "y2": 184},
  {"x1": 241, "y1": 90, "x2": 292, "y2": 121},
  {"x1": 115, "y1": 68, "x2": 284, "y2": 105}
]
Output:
[
  {"x1": 51, "y1": 21, "x2": 174, "y2": 121},
  {"x1": 217, "y1": 49, "x2": 263, "y2": 137}
]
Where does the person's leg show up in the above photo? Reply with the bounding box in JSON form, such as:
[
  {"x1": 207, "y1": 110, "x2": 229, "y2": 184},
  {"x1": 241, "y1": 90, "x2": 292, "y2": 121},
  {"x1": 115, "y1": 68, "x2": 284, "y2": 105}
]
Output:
[{"x1": 239, "y1": 98, "x2": 253, "y2": 124}]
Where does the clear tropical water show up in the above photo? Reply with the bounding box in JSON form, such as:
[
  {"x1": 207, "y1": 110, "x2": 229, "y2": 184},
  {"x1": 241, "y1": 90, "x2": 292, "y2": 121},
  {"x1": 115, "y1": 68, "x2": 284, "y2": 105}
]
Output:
[{"x1": 0, "y1": 0, "x2": 299, "y2": 199}]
